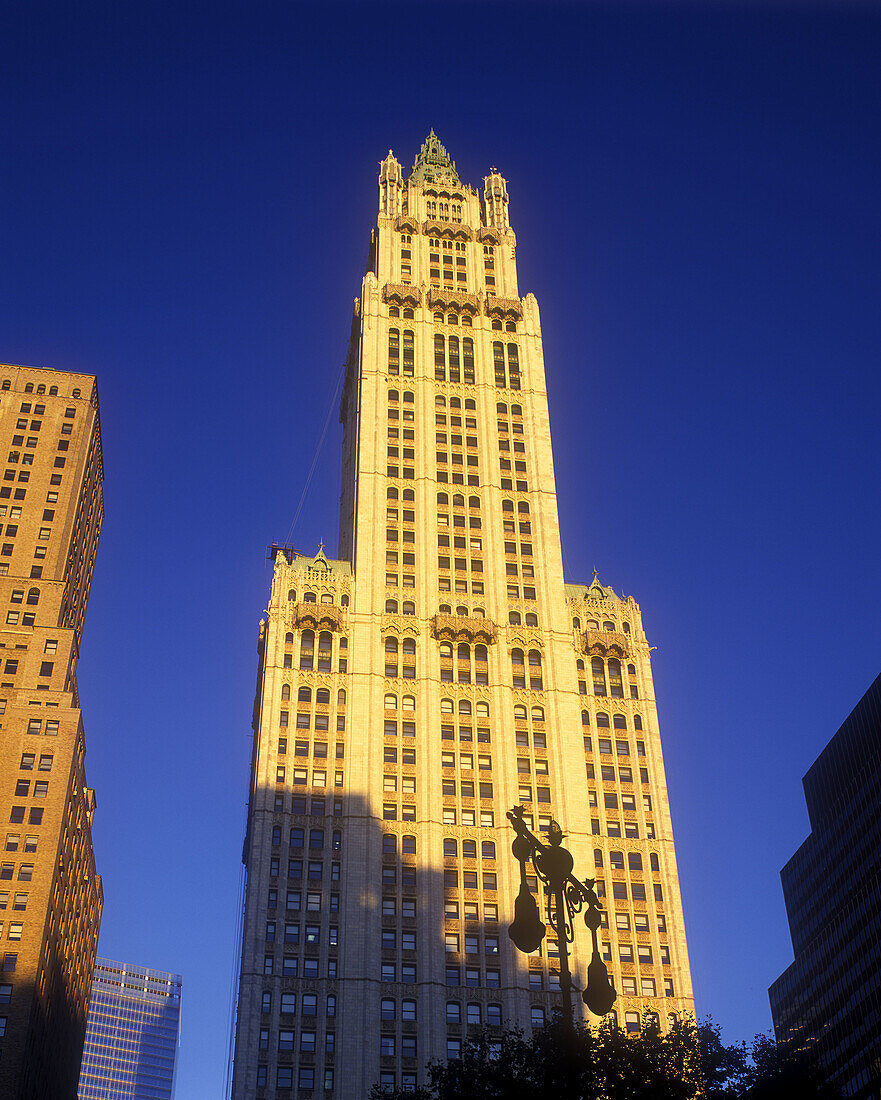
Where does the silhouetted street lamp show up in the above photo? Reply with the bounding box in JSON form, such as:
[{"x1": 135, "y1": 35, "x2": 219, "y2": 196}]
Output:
[{"x1": 507, "y1": 805, "x2": 617, "y2": 1028}]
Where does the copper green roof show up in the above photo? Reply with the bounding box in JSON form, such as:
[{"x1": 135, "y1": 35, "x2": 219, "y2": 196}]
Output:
[{"x1": 409, "y1": 129, "x2": 461, "y2": 186}]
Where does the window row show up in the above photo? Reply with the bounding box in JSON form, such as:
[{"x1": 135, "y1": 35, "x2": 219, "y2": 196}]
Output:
[
  {"x1": 255, "y1": 1066, "x2": 334, "y2": 1091},
  {"x1": 582, "y1": 710, "x2": 644, "y2": 731},
  {"x1": 272, "y1": 826, "x2": 341, "y2": 850},
  {"x1": 259, "y1": 1023, "x2": 335, "y2": 1053},
  {"x1": 266, "y1": 890, "x2": 338, "y2": 913},
  {"x1": 594, "y1": 849, "x2": 660, "y2": 872},
  {"x1": 434, "y1": 335, "x2": 475, "y2": 383},
  {"x1": 443, "y1": 838, "x2": 495, "y2": 859}
]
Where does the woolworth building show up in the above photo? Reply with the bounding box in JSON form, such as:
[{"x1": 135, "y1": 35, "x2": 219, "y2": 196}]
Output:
[{"x1": 231, "y1": 132, "x2": 693, "y2": 1097}]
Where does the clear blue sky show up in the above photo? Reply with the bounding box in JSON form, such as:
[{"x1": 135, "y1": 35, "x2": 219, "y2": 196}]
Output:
[{"x1": 3, "y1": 2, "x2": 881, "y2": 1095}]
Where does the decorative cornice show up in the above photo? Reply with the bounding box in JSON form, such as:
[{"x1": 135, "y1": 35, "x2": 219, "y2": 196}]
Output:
[
  {"x1": 382, "y1": 282, "x2": 422, "y2": 306},
  {"x1": 485, "y1": 294, "x2": 522, "y2": 319},
  {"x1": 292, "y1": 603, "x2": 346, "y2": 632},
  {"x1": 381, "y1": 615, "x2": 421, "y2": 636},
  {"x1": 423, "y1": 219, "x2": 473, "y2": 240},
  {"x1": 583, "y1": 629, "x2": 630, "y2": 658},
  {"x1": 395, "y1": 215, "x2": 419, "y2": 233},
  {"x1": 478, "y1": 227, "x2": 505, "y2": 245},
  {"x1": 431, "y1": 614, "x2": 498, "y2": 645},
  {"x1": 428, "y1": 288, "x2": 479, "y2": 313}
]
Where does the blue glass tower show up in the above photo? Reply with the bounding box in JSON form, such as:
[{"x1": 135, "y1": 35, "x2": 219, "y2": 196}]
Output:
[{"x1": 78, "y1": 958, "x2": 182, "y2": 1100}]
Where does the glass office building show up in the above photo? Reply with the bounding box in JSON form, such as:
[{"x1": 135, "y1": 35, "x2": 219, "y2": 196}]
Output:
[{"x1": 78, "y1": 958, "x2": 182, "y2": 1100}]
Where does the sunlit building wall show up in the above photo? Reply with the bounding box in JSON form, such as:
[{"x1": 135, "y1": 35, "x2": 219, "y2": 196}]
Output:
[
  {"x1": 230, "y1": 134, "x2": 694, "y2": 1098},
  {"x1": 0, "y1": 365, "x2": 104, "y2": 1099},
  {"x1": 770, "y1": 673, "x2": 881, "y2": 1098},
  {"x1": 78, "y1": 958, "x2": 182, "y2": 1100}
]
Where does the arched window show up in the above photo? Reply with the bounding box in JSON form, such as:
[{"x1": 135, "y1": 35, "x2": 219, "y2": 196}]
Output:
[
  {"x1": 456, "y1": 605, "x2": 468, "y2": 616},
  {"x1": 462, "y1": 840, "x2": 477, "y2": 859},
  {"x1": 298, "y1": 686, "x2": 312, "y2": 703},
  {"x1": 318, "y1": 632, "x2": 333, "y2": 671},
  {"x1": 403, "y1": 390, "x2": 414, "y2": 404},
  {"x1": 385, "y1": 694, "x2": 397, "y2": 709},
  {"x1": 437, "y1": 492, "x2": 449, "y2": 505},
  {"x1": 402, "y1": 637, "x2": 416, "y2": 654},
  {"x1": 475, "y1": 645, "x2": 488, "y2": 663},
  {"x1": 320, "y1": 594, "x2": 333, "y2": 605},
  {"x1": 609, "y1": 851, "x2": 624, "y2": 869},
  {"x1": 581, "y1": 710, "x2": 590, "y2": 726},
  {"x1": 304, "y1": 591, "x2": 317, "y2": 603},
  {"x1": 596, "y1": 712, "x2": 610, "y2": 728},
  {"x1": 281, "y1": 684, "x2": 291, "y2": 701},
  {"x1": 628, "y1": 852, "x2": 642, "y2": 871},
  {"x1": 444, "y1": 838, "x2": 458, "y2": 858},
  {"x1": 469, "y1": 496, "x2": 480, "y2": 509},
  {"x1": 48, "y1": 385, "x2": 58, "y2": 395},
  {"x1": 388, "y1": 329, "x2": 400, "y2": 373},
  {"x1": 450, "y1": 397, "x2": 461, "y2": 409},
  {"x1": 627, "y1": 663, "x2": 636, "y2": 675},
  {"x1": 514, "y1": 705, "x2": 527, "y2": 720},
  {"x1": 650, "y1": 853, "x2": 660, "y2": 873},
  {"x1": 338, "y1": 689, "x2": 346, "y2": 706},
  {"x1": 476, "y1": 702, "x2": 489, "y2": 718},
  {"x1": 385, "y1": 637, "x2": 399, "y2": 652},
  {"x1": 594, "y1": 849, "x2": 604, "y2": 867},
  {"x1": 26, "y1": 589, "x2": 39, "y2": 606},
  {"x1": 439, "y1": 604, "x2": 452, "y2": 614},
  {"x1": 573, "y1": 617, "x2": 581, "y2": 630},
  {"x1": 591, "y1": 657, "x2": 607, "y2": 695},
  {"x1": 389, "y1": 306, "x2": 400, "y2": 317},
  {"x1": 457, "y1": 643, "x2": 470, "y2": 662},
  {"x1": 525, "y1": 613, "x2": 538, "y2": 626},
  {"x1": 448, "y1": 335, "x2": 460, "y2": 382},
  {"x1": 1, "y1": 380, "x2": 9, "y2": 390},
  {"x1": 472, "y1": 607, "x2": 485, "y2": 618},
  {"x1": 634, "y1": 715, "x2": 643, "y2": 731},
  {"x1": 622, "y1": 622, "x2": 631, "y2": 634},
  {"x1": 511, "y1": 648, "x2": 524, "y2": 665},
  {"x1": 316, "y1": 689, "x2": 330, "y2": 705},
  {"x1": 402, "y1": 835, "x2": 416, "y2": 854},
  {"x1": 72, "y1": 388, "x2": 81, "y2": 397},
  {"x1": 466, "y1": 1003, "x2": 482, "y2": 1025},
  {"x1": 497, "y1": 402, "x2": 507, "y2": 415},
  {"x1": 608, "y1": 658, "x2": 623, "y2": 698},
  {"x1": 481, "y1": 841, "x2": 495, "y2": 860},
  {"x1": 440, "y1": 642, "x2": 453, "y2": 659},
  {"x1": 453, "y1": 493, "x2": 464, "y2": 506},
  {"x1": 386, "y1": 599, "x2": 398, "y2": 613},
  {"x1": 576, "y1": 659, "x2": 584, "y2": 671},
  {"x1": 401, "y1": 695, "x2": 415, "y2": 711},
  {"x1": 441, "y1": 698, "x2": 454, "y2": 713},
  {"x1": 502, "y1": 499, "x2": 514, "y2": 512},
  {"x1": 446, "y1": 1002, "x2": 461, "y2": 1024},
  {"x1": 300, "y1": 631, "x2": 315, "y2": 670},
  {"x1": 517, "y1": 501, "x2": 529, "y2": 514},
  {"x1": 604, "y1": 621, "x2": 615, "y2": 632},
  {"x1": 36, "y1": 384, "x2": 45, "y2": 395},
  {"x1": 288, "y1": 590, "x2": 296, "y2": 602},
  {"x1": 402, "y1": 601, "x2": 415, "y2": 616},
  {"x1": 587, "y1": 620, "x2": 599, "y2": 629},
  {"x1": 531, "y1": 706, "x2": 544, "y2": 721},
  {"x1": 613, "y1": 714, "x2": 627, "y2": 730},
  {"x1": 436, "y1": 396, "x2": 446, "y2": 408},
  {"x1": 388, "y1": 487, "x2": 399, "y2": 500},
  {"x1": 24, "y1": 383, "x2": 33, "y2": 393},
  {"x1": 402, "y1": 489, "x2": 414, "y2": 501},
  {"x1": 458, "y1": 699, "x2": 472, "y2": 715},
  {"x1": 388, "y1": 389, "x2": 400, "y2": 403},
  {"x1": 487, "y1": 1004, "x2": 501, "y2": 1026},
  {"x1": 508, "y1": 611, "x2": 521, "y2": 625},
  {"x1": 382, "y1": 834, "x2": 397, "y2": 854},
  {"x1": 402, "y1": 333, "x2": 414, "y2": 375},
  {"x1": 463, "y1": 340, "x2": 474, "y2": 383},
  {"x1": 434, "y1": 333, "x2": 446, "y2": 381}
]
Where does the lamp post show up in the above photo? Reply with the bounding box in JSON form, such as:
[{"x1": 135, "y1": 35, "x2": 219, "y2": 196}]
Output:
[{"x1": 507, "y1": 805, "x2": 617, "y2": 1029}]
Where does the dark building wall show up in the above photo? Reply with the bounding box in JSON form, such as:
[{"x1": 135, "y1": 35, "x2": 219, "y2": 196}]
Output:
[{"x1": 769, "y1": 673, "x2": 881, "y2": 1100}]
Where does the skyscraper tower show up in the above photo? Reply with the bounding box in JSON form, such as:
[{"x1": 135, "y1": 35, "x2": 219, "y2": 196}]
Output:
[
  {"x1": 78, "y1": 958, "x2": 183, "y2": 1100},
  {"x1": 231, "y1": 133, "x2": 693, "y2": 1097},
  {"x1": 0, "y1": 365, "x2": 104, "y2": 1099}
]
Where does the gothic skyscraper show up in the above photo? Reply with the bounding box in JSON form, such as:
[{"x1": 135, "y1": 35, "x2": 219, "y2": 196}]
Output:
[{"x1": 231, "y1": 133, "x2": 693, "y2": 1097}]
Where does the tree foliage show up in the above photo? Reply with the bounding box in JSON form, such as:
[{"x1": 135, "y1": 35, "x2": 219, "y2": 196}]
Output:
[{"x1": 368, "y1": 1015, "x2": 838, "y2": 1100}]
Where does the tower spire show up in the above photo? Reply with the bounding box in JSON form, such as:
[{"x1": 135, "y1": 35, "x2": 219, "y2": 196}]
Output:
[{"x1": 409, "y1": 129, "x2": 460, "y2": 185}]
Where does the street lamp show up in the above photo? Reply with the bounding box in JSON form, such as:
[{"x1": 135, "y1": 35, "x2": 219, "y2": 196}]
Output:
[{"x1": 507, "y1": 805, "x2": 617, "y2": 1027}]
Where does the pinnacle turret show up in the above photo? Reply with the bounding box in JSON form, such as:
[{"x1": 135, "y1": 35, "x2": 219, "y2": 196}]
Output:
[{"x1": 409, "y1": 129, "x2": 461, "y2": 185}]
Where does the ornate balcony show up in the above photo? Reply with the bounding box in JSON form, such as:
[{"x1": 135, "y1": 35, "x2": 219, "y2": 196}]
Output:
[
  {"x1": 292, "y1": 602, "x2": 346, "y2": 632},
  {"x1": 382, "y1": 282, "x2": 422, "y2": 306},
  {"x1": 431, "y1": 614, "x2": 498, "y2": 645},
  {"x1": 485, "y1": 294, "x2": 522, "y2": 319},
  {"x1": 394, "y1": 215, "x2": 419, "y2": 233},
  {"x1": 583, "y1": 628, "x2": 629, "y2": 657},
  {"x1": 428, "y1": 288, "x2": 480, "y2": 314},
  {"x1": 423, "y1": 219, "x2": 473, "y2": 240}
]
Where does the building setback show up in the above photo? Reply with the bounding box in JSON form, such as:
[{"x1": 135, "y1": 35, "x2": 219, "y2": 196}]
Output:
[
  {"x1": 78, "y1": 958, "x2": 182, "y2": 1100},
  {"x1": 0, "y1": 365, "x2": 104, "y2": 1099},
  {"x1": 230, "y1": 133, "x2": 694, "y2": 1098},
  {"x1": 769, "y1": 673, "x2": 881, "y2": 1098}
]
